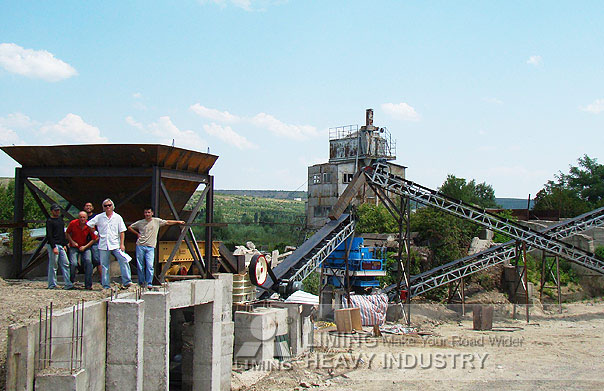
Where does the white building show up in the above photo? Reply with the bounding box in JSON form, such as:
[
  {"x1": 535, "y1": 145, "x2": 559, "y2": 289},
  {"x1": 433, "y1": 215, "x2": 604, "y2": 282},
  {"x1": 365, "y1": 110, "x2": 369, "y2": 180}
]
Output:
[{"x1": 306, "y1": 109, "x2": 406, "y2": 229}]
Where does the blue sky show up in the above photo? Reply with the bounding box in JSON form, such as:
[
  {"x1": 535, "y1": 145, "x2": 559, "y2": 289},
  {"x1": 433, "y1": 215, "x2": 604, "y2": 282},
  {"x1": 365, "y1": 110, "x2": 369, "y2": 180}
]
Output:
[{"x1": 1, "y1": 1, "x2": 603, "y2": 197}]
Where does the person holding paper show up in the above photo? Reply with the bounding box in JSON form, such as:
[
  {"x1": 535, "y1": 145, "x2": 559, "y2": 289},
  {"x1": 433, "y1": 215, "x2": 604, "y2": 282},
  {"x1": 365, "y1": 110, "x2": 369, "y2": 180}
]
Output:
[
  {"x1": 128, "y1": 207, "x2": 185, "y2": 289},
  {"x1": 87, "y1": 198, "x2": 132, "y2": 289}
]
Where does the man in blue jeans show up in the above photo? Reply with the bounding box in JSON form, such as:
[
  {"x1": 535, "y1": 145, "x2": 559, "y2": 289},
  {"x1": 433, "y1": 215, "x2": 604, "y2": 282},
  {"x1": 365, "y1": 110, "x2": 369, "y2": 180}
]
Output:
[
  {"x1": 87, "y1": 198, "x2": 132, "y2": 289},
  {"x1": 128, "y1": 207, "x2": 184, "y2": 288},
  {"x1": 65, "y1": 211, "x2": 97, "y2": 289},
  {"x1": 45, "y1": 204, "x2": 72, "y2": 289},
  {"x1": 84, "y1": 202, "x2": 103, "y2": 279}
]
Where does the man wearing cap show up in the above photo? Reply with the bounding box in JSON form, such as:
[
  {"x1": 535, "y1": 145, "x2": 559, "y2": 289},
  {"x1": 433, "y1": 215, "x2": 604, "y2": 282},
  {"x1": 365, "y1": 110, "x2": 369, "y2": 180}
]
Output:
[
  {"x1": 46, "y1": 204, "x2": 72, "y2": 289},
  {"x1": 128, "y1": 206, "x2": 185, "y2": 289},
  {"x1": 87, "y1": 198, "x2": 132, "y2": 289},
  {"x1": 65, "y1": 211, "x2": 97, "y2": 290}
]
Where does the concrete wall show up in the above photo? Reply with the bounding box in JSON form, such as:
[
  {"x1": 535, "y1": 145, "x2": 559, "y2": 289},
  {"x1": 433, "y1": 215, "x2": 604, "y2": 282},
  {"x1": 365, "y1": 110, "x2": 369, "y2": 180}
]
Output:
[
  {"x1": 7, "y1": 300, "x2": 107, "y2": 391},
  {"x1": 6, "y1": 278, "x2": 233, "y2": 391}
]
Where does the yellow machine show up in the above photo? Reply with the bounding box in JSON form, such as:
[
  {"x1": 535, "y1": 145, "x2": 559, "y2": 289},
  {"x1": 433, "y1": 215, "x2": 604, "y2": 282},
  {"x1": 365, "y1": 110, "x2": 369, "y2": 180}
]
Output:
[{"x1": 158, "y1": 241, "x2": 221, "y2": 276}]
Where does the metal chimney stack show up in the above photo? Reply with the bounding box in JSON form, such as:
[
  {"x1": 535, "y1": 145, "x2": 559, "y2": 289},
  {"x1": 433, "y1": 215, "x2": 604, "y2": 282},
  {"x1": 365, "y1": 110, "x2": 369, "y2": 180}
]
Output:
[{"x1": 365, "y1": 109, "x2": 373, "y2": 127}]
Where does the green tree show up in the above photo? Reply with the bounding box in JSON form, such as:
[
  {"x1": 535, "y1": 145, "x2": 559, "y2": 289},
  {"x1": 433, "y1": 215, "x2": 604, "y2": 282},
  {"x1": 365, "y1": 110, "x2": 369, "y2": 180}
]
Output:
[
  {"x1": 355, "y1": 203, "x2": 397, "y2": 233},
  {"x1": 0, "y1": 180, "x2": 47, "y2": 232},
  {"x1": 411, "y1": 207, "x2": 479, "y2": 269},
  {"x1": 438, "y1": 175, "x2": 499, "y2": 208},
  {"x1": 411, "y1": 175, "x2": 498, "y2": 271},
  {"x1": 534, "y1": 155, "x2": 604, "y2": 217}
]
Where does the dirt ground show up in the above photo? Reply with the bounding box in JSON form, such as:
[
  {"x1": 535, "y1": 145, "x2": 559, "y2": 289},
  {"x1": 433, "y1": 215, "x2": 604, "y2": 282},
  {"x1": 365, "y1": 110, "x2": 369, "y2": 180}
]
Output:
[
  {"x1": 1, "y1": 277, "x2": 603, "y2": 391},
  {"x1": 236, "y1": 297, "x2": 604, "y2": 391},
  {"x1": 0, "y1": 278, "x2": 125, "y2": 391}
]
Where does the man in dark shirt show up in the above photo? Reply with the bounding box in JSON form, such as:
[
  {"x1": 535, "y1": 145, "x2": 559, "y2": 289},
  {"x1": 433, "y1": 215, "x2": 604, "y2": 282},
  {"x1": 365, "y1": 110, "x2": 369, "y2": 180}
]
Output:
[{"x1": 46, "y1": 204, "x2": 73, "y2": 289}]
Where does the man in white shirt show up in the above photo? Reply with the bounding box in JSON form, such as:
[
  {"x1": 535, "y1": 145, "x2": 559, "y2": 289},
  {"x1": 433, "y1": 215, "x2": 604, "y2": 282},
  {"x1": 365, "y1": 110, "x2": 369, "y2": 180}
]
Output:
[{"x1": 87, "y1": 198, "x2": 132, "y2": 289}]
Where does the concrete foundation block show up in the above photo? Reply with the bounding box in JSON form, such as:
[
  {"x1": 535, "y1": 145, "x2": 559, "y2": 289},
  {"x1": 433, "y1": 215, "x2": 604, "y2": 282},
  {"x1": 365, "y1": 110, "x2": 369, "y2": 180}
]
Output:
[
  {"x1": 6, "y1": 322, "x2": 36, "y2": 391},
  {"x1": 221, "y1": 354, "x2": 233, "y2": 391},
  {"x1": 35, "y1": 369, "x2": 87, "y2": 391},
  {"x1": 191, "y1": 279, "x2": 216, "y2": 305},
  {"x1": 142, "y1": 291, "x2": 169, "y2": 391},
  {"x1": 193, "y1": 301, "x2": 223, "y2": 390},
  {"x1": 234, "y1": 340, "x2": 274, "y2": 364},
  {"x1": 168, "y1": 281, "x2": 194, "y2": 308},
  {"x1": 106, "y1": 299, "x2": 144, "y2": 391},
  {"x1": 215, "y1": 273, "x2": 234, "y2": 319},
  {"x1": 222, "y1": 321, "x2": 234, "y2": 356}
]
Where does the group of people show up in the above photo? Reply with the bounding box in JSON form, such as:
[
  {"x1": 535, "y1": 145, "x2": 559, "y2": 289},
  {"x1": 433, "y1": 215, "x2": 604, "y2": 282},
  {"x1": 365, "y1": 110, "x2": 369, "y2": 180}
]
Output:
[{"x1": 45, "y1": 199, "x2": 184, "y2": 290}]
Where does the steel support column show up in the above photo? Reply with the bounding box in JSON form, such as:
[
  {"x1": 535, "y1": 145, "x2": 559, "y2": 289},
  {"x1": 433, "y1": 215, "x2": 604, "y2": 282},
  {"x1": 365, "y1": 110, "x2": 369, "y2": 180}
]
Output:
[
  {"x1": 205, "y1": 175, "x2": 214, "y2": 275},
  {"x1": 151, "y1": 165, "x2": 161, "y2": 282},
  {"x1": 13, "y1": 168, "x2": 24, "y2": 277}
]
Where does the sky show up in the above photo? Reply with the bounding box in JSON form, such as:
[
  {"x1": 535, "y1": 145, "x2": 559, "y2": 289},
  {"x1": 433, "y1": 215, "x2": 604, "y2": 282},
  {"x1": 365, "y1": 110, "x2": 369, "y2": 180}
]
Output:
[{"x1": 1, "y1": 1, "x2": 603, "y2": 197}]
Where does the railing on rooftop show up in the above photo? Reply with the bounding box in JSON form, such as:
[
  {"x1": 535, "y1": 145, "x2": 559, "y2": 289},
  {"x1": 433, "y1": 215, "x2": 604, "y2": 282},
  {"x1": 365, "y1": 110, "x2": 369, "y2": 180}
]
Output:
[
  {"x1": 329, "y1": 125, "x2": 359, "y2": 140},
  {"x1": 329, "y1": 124, "x2": 397, "y2": 160}
]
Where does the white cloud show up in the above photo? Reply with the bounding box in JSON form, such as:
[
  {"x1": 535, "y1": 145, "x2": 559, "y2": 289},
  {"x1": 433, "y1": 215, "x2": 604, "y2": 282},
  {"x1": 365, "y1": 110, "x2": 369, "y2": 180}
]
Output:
[
  {"x1": 190, "y1": 104, "x2": 240, "y2": 123},
  {"x1": 526, "y1": 55, "x2": 542, "y2": 67},
  {"x1": 133, "y1": 92, "x2": 142, "y2": 99},
  {"x1": 381, "y1": 102, "x2": 420, "y2": 121},
  {"x1": 203, "y1": 122, "x2": 257, "y2": 150},
  {"x1": 581, "y1": 99, "x2": 604, "y2": 114},
  {"x1": 191, "y1": 103, "x2": 318, "y2": 141},
  {"x1": 39, "y1": 114, "x2": 107, "y2": 144},
  {"x1": 0, "y1": 125, "x2": 24, "y2": 146},
  {"x1": 125, "y1": 116, "x2": 144, "y2": 130},
  {"x1": 251, "y1": 112, "x2": 318, "y2": 140},
  {"x1": 0, "y1": 43, "x2": 77, "y2": 82},
  {"x1": 0, "y1": 112, "x2": 37, "y2": 129},
  {"x1": 130, "y1": 116, "x2": 208, "y2": 152}
]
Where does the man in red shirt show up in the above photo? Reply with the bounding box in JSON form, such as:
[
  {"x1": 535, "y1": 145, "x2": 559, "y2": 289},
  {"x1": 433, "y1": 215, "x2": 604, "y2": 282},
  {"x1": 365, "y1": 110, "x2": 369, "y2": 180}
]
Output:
[{"x1": 66, "y1": 211, "x2": 97, "y2": 289}]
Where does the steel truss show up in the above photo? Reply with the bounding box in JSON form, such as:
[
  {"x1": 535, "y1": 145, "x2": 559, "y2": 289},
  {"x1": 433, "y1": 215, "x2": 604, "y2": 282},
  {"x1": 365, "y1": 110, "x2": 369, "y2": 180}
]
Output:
[
  {"x1": 365, "y1": 162, "x2": 604, "y2": 276},
  {"x1": 406, "y1": 205, "x2": 604, "y2": 298},
  {"x1": 285, "y1": 216, "x2": 355, "y2": 286}
]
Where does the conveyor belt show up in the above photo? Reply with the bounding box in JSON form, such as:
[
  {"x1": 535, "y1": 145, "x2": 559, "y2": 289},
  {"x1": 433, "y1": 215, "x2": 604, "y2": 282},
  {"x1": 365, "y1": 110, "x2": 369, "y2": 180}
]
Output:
[
  {"x1": 403, "y1": 205, "x2": 604, "y2": 298},
  {"x1": 256, "y1": 213, "x2": 355, "y2": 297},
  {"x1": 364, "y1": 162, "x2": 604, "y2": 281}
]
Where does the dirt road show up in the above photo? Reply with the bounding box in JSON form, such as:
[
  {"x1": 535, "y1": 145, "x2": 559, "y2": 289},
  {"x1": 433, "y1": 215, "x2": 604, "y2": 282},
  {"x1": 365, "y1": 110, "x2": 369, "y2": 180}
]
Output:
[{"x1": 239, "y1": 301, "x2": 604, "y2": 391}]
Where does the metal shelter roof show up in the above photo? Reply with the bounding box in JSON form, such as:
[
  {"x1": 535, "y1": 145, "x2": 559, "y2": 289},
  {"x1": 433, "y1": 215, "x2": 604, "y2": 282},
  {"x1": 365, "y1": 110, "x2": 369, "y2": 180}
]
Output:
[{"x1": 1, "y1": 144, "x2": 218, "y2": 223}]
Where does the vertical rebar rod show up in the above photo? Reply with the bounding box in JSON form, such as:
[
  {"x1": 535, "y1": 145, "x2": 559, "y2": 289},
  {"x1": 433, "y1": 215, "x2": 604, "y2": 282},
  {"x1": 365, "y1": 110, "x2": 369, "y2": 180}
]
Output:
[
  {"x1": 49, "y1": 302, "x2": 53, "y2": 366},
  {"x1": 80, "y1": 300, "x2": 84, "y2": 368},
  {"x1": 38, "y1": 308, "x2": 42, "y2": 371},
  {"x1": 75, "y1": 302, "x2": 80, "y2": 370},
  {"x1": 44, "y1": 306, "x2": 48, "y2": 368},
  {"x1": 71, "y1": 305, "x2": 75, "y2": 373}
]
